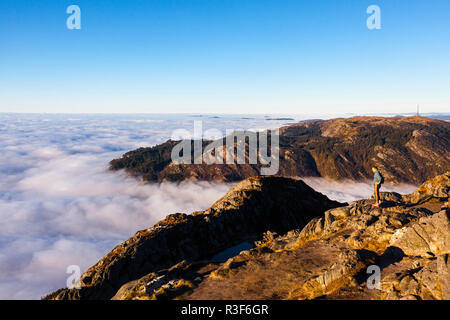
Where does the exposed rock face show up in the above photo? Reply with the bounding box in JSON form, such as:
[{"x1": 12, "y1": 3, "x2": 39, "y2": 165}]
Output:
[
  {"x1": 181, "y1": 172, "x2": 449, "y2": 301},
  {"x1": 381, "y1": 253, "x2": 450, "y2": 300},
  {"x1": 46, "y1": 172, "x2": 450, "y2": 300},
  {"x1": 47, "y1": 176, "x2": 344, "y2": 300},
  {"x1": 402, "y1": 171, "x2": 450, "y2": 204},
  {"x1": 110, "y1": 116, "x2": 450, "y2": 184},
  {"x1": 187, "y1": 240, "x2": 366, "y2": 300},
  {"x1": 390, "y1": 210, "x2": 450, "y2": 257}
]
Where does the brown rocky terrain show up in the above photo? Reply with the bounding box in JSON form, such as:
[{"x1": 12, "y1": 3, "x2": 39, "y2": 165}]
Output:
[
  {"x1": 109, "y1": 116, "x2": 450, "y2": 185},
  {"x1": 46, "y1": 172, "x2": 450, "y2": 300},
  {"x1": 46, "y1": 176, "x2": 343, "y2": 300}
]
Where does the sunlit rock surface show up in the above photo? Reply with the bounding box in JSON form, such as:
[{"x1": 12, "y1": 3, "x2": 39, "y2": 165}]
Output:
[{"x1": 46, "y1": 172, "x2": 449, "y2": 300}]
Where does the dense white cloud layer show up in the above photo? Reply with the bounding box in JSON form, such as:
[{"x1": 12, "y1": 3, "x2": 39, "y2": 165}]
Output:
[
  {"x1": 0, "y1": 114, "x2": 418, "y2": 299},
  {"x1": 302, "y1": 177, "x2": 417, "y2": 204}
]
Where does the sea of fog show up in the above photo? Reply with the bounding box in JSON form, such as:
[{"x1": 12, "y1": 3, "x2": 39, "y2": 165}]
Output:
[{"x1": 0, "y1": 113, "x2": 418, "y2": 299}]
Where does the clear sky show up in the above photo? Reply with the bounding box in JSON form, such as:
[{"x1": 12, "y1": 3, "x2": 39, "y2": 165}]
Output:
[{"x1": 1, "y1": 0, "x2": 449, "y2": 114}]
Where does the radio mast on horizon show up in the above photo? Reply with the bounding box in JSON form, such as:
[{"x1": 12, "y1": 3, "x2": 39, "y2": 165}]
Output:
[{"x1": 416, "y1": 104, "x2": 420, "y2": 116}]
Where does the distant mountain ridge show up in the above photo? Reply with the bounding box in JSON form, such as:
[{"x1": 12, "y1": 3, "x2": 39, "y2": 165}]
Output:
[{"x1": 110, "y1": 116, "x2": 450, "y2": 185}]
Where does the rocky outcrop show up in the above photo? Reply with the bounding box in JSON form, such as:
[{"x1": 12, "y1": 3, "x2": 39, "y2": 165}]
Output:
[
  {"x1": 402, "y1": 171, "x2": 450, "y2": 204},
  {"x1": 46, "y1": 172, "x2": 449, "y2": 300},
  {"x1": 47, "y1": 176, "x2": 344, "y2": 300},
  {"x1": 390, "y1": 210, "x2": 450, "y2": 257},
  {"x1": 381, "y1": 253, "x2": 450, "y2": 300},
  {"x1": 177, "y1": 173, "x2": 449, "y2": 300},
  {"x1": 110, "y1": 116, "x2": 450, "y2": 184}
]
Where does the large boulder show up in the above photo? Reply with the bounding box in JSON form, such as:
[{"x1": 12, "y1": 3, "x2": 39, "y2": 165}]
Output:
[
  {"x1": 382, "y1": 254, "x2": 450, "y2": 300},
  {"x1": 403, "y1": 171, "x2": 450, "y2": 204},
  {"x1": 390, "y1": 209, "x2": 450, "y2": 257}
]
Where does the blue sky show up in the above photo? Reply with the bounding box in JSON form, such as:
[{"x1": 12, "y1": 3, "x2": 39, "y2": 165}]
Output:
[{"x1": 1, "y1": 0, "x2": 449, "y2": 114}]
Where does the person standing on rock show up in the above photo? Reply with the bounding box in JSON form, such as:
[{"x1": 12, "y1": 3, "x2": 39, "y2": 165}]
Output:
[{"x1": 372, "y1": 167, "x2": 384, "y2": 207}]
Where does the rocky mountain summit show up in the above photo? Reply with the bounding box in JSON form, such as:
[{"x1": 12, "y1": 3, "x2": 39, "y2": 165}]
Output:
[
  {"x1": 47, "y1": 172, "x2": 450, "y2": 300},
  {"x1": 47, "y1": 176, "x2": 343, "y2": 300},
  {"x1": 109, "y1": 116, "x2": 450, "y2": 185}
]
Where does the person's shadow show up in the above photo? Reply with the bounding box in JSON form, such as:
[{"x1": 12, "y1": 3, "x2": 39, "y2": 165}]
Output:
[{"x1": 379, "y1": 200, "x2": 398, "y2": 209}]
